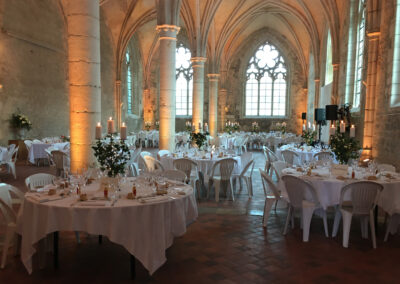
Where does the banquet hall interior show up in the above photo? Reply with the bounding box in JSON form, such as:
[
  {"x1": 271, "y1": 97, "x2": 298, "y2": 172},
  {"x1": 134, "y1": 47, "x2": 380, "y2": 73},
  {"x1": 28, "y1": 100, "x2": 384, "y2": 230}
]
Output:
[{"x1": 1, "y1": 0, "x2": 400, "y2": 283}]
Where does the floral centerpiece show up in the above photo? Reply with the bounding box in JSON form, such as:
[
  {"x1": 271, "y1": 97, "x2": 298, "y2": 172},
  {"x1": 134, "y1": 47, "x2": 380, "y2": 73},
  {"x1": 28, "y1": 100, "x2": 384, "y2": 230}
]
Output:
[
  {"x1": 301, "y1": 129, "x2": 317, "y2": 146},
  {"x1": 144, "y1": 121, "x2": 151, "y2": 131},
  {"x1": 232, "y1": 122, "x2": 240, "y2": 132},
  {"x1": 330, "y1": 130, "x2": 361, "y2": 165},
  {"x1": 92, "y1": 134, "x2": 130, "y2": 177},
  {"x1": 60, "y1": 135, "x2": 70, "y2": 142},
  {"x1": 9, "y1": 111, "x2": 32, "y2": 139},
  {"x1": 275, "y1": 122, "x2": 287, "y2": 134},
  {"x1": 190, "y1": 131, "x2": 209, "y2": 149},
  {"x1": 185, "y1": 121, "x2": 193, "y2": 132},
  {"x1": 251, "y1": 122, "x2": 259, "y2": 133}
]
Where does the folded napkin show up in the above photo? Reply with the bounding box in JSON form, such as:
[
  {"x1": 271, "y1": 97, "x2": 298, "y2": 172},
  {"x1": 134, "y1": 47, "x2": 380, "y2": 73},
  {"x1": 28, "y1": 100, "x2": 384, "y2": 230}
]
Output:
[
  {"x1": 26, "y1": 193, "x2": 62, "y2": 203},
  {"x1": 77, "y1": 201, "x2": 108, "y2": 206},
  {"x1": 139, "y1": 195, "x2": 170, "y2": 204}
]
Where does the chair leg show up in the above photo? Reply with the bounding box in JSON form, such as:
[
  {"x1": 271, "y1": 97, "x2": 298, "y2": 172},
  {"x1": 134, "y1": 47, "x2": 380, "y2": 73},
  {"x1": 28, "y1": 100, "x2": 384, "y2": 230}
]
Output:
[
  {"x1": 341, "y1": 210, "x2": 353, "y2": 248},
  {"x1": 322, "y1": 211, "x2": 329, "y2": 238},
  {"x1": 263, "y1": 198, "x2": 275, "y2": 227},
  {"x1": 229, "y1": 179, "x2": 235, "y2": 201},
  {"x1": 370, "y1": 211, "x2": 377, "y2": 249},
  {"x1": 384, "y1": 215, "x2": 392, "y2": 242},
  {"x1": 273, "y1": 200, "x2": 278, "y2": 212},
  {"x1": 332, "y1": 207, "x2": 341, "y2": 237},
  {"x1": 302, "y1": 207, "x2": 315, "y2": 242},
  {"x1": 283, "y1": 206, "x2": 292, "y2": 235}
]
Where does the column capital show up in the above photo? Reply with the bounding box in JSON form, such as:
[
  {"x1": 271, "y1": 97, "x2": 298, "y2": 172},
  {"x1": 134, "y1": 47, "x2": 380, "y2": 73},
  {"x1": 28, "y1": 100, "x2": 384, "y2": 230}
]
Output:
[
  {"x1": 191, "y1": 57, "x2": 207, "y2": 67},
  {"x1": 207, "y1": 73, "x2": 220, "y2": 81},
  {"x1": 314, "y1": 78, "x2": 320, "y2": 83},
  {"x1": 156, "y1": 24, "x2": 180, "y2": 41}
]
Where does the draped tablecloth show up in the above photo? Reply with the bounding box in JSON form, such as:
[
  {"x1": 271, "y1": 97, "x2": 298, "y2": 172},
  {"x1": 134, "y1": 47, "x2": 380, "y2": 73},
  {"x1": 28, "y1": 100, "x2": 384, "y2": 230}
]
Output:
[
  {"x1": 28, "y1": 142, "x2": 69, "y2": 164},
  {"x1": 276, "y1": 145, "x2": 324, "y2": 165},
  {"x1": 17, "y1": 178, "x2": 198, "y2": 275}
]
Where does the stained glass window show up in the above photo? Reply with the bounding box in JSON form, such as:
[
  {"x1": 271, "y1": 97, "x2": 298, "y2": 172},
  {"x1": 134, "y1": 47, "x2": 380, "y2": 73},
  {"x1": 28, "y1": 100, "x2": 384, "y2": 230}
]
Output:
[
  {"x1": 126, "y1": 50, "x2": 132, "y2": 114},
  {"x1": 176, "y1": 44, "x2": 193, "y2": 116},
  {"x1": 353, "y1": 0, "x2": 366, "y2": 108}
]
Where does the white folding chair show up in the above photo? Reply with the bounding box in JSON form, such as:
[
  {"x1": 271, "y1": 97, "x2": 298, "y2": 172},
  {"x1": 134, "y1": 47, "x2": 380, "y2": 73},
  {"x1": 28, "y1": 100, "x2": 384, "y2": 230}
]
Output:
[
  {"x1": 263, "y1": 146, "x2": 278, "y2": 174},
  {"x1": 160, "y1": 170, "x2": 187, "y2": 183},
  {"x1": 259, "y1": 169, "x2": 283, "y2": 227},
  {"x1": 2, "y1": 146, "x2": 19, "y2": 179},
  {"x1": 280, "y1": 150, "x2": 299, "y2": 166},
  {"x1": 25, "y1": 173, "x2": 56, "y2": 191},
  {"x1": 332, "y1": 181, "x2": 383, "y2": 248},
  {"x1": 208, "y1": 158, "x2": 237, "y2": 202},
  {"x1": 173, "y1": 158, "x2": 198, "y2": 184},
  {"x1": 313, "y1": 151, "x2": 334, "y2": 162},
  {"x1": 234, "y1": 160, "x2": 254, "y2": 197},
  {"x1": 281, "y1": 175, "x2": 329, "y2": 242},
  {"x1": 270, "y1": 160, "x2": 287, "y2": 182}
]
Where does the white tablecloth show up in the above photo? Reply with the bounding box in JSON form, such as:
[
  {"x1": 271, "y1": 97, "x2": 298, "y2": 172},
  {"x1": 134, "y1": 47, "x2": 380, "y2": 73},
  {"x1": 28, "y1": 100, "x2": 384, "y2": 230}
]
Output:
[
  {"x1": 17, "y1": 177, "x2": 198, "y2": 275},
  {"x1": 279, "y1": 167, "x2": 400, "y2": 214},
  {"x1": 160, "y1": 154, "x2": 242, "y2": 177},
  {"x1": 28, "y1": 142, "x2": 69, "y2": 164},
  {"x1": 276, "y1": 145, "x2": 322, "y2": 165}
]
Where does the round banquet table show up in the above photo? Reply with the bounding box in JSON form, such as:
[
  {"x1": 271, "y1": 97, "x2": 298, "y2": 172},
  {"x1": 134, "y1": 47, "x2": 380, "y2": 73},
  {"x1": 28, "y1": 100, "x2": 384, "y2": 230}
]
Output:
[
  {"x1": 17, "y1": 177, "x2": 198, "y2": 275},
  {"x1": 160, "y1": 154, "x2": 242, "y2": 177},
  {"x1": 276, "y1": 145, "x2": 327, "y2": 165},
  {"x1": 279, "y1": 167, "x2": 400, "y2": 214}
]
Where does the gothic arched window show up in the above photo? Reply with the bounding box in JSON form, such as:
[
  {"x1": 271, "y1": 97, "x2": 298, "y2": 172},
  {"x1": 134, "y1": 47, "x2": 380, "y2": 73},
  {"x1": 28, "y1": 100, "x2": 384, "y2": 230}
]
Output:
[
  {"x1": 353, "y1": 0, "x2": 366, "y2": 109},
  {"x1": 325, "y1": 30, "x2": 333, "y2": 85},
  {"x1": 245, "y1": 42, "x2": 287, "y2": 116},
  {"x1": 125, "y1": 50, "x2": 132, "y2": 114},
  {"x1": 391, "y1": 0, "x2": 400, "y2": 107},
  {"x1": 175, "y1": 44, "x2": 193, "y2": 116}
]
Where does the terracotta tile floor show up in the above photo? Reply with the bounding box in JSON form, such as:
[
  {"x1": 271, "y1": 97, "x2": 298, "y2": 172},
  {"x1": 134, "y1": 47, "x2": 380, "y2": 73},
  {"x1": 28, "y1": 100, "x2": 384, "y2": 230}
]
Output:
[{"x1": 1, "y1": 151, "x2": 400, "y2": 283}]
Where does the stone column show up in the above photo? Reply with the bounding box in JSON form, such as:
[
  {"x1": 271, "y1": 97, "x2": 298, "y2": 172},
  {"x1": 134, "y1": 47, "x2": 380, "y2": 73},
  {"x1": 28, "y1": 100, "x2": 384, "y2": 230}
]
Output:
[
  {"x1": 115, "y1": 80, "x2": 121, "y2": 128},
  {"x1": 331, "y1": 64, "x2": 340, "y2": 104},
  {"x1": 207, "y1": 74, "x2": 220, "y2": 137},
  {"x1": 314, "y1": 79, "x2": 320, "y2": 116},
  {"x1": 65, "y1": 0, "x2": 101, "y2": 172},
  {"x1": 219, "y1": 88, "x2": 228, "y2": 131},
  {"x1": 156, "y1": 25, "x2": 180, "y2": 151},
  {"x1": 362, "y1": 32, "x2": 380, "y2": 158},
  {"x1": 142, "y1": 88, "x2": 153, "y2": 124},
  {"x1": 191, "y1": 57, "x2": 207, "y2": 132}
]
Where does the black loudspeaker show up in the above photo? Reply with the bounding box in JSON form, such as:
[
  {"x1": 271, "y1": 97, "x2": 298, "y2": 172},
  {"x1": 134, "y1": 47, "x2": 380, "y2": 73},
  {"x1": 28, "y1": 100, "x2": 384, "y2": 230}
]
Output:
[
  {"x1": 301, "y1": 112, "x2": 306, "y2": 120},
  {"x1": 314, "y1": 108, "x2": 326, "y2": 122},
  {"x1": 325, "y1": 105, "x2": 338, "y2": 120}
]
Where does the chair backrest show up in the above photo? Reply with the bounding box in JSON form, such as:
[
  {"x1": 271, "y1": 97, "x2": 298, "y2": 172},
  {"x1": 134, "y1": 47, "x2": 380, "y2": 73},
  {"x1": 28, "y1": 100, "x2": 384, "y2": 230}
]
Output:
[
  {"x1": 340, "y1": 181, "x2": 383, "y2": 215},
  {"x1": 270, "y1": 160, "x2": 287, "y2": 181},
  {"x1": 259, "y1": 169, "x2": 281, "y2": 199},
  {"x1": 173, "y1": 158, "x2": 198, "y2": 180},
  {"x1": 143, "y1": 156, "x2": 164, "y2": 172},
  {"x1": 377, "y1": 163, "x2": 396, "y2": 173},
  {"x1": 25, "y1": 173, "x2": 56, "y2": 190},
  {"x1": 157, "y1": 149, "x2": 170, "y2": 160},
  {"x1": 211, "y1": 158, "x2": 237, "y2": 180},
  {"x1": 263, "y1": 146, "x2": 278, "y2": 163},
  {"x1": 240, "y1": 160, "x2": 254, "y2": 177},
  {"x1": 131, "y1": 146, "x2": 142, "y2": 163},
  {"x1": 129, "y1": 164, "x2": 138, "y2": 177},
  {"x1": 140, "y1": 151, "x2": 152, "y2": 158},
  {"x1": 240, "y1": 152, "x2": 253, "y2": 169},
  {"x1": 161, "y1": 170, "x2": 187, "y2": 182},
  {"x1": 313, "y1": 151, "x2": 333, "y2": 161},
  {"x1": 0, "y1": 183, "x2": 24, "y2": 209},
  {"x1": 51, "y1": 150, "x2": 67, "y2": 170},
  {"x1": 281, "y1": 175, "x2": 319, "y2": 208},
  {"x1": 7, "y1": 144, "x2": 16, "y2": 153},
  {"x1": 281, "y1": 150, "x2": 299, "y2": 165}
]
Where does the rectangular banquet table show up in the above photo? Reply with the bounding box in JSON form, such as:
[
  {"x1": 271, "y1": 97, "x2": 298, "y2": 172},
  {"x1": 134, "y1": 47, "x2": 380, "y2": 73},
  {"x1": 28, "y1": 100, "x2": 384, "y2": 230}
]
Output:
[{"x1": 17, "y1": 177, "x2": 198, "y2": 275}]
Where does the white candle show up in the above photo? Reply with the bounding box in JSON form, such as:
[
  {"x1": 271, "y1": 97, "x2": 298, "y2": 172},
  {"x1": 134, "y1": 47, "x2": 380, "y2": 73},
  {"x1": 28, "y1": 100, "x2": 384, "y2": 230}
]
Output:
[
  {"x1": 107, "y1": 117, "x2": 115, "y2": 134},
  {"x1": 302, "y1": 123, "x2": 306, "y2": 131},
  {"x1": 95, "y1": 122, "x2": 102, "y2": 139},
  {"x1": 312, "y1": 123, "x2": 316, "y2": 131},
  {"x1": 308, "y1": 122, "x2": 311, "y2": 130},
  {"x1": 329, "y1": 124, "x2": 336, "y2": 136},
  {"x1": 350, "y1": 124, "x2": 355, "y2": 137},
  {"x1": 120, "y1": 122, "x2": 127, "y2": 140},
  {"x1": 340, "y1": 120, "x2": 345, "y2": 133}
]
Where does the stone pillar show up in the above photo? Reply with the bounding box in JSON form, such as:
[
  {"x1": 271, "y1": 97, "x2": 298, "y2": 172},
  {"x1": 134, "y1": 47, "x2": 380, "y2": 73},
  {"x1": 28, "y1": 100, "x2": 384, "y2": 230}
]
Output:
[
  {"x1": 65, "y1": 0, "x2": 101, "y2": 172},
  {"x1": 219, "y1": 88, "x2": 228, "y2": 131},
  {"x1": 207, "y1": 74, "x2": 220, "y2": 137},
  {"x1": 314, "y1": 79, "x2": 320, "y2": 115},
  {"x1": 362, "y1": 32, "x2": 380, "y2": 158},
  {"x1": 156, "y1": 25, "x2": 180, "y2": 151},
  {"x1": 191, "y1": 57, "x2": 207, "y2": 132},
  {"x1": 142, "y1": 88, "x2": 153, "y2": 125},
  {"x1": 331, "y1": 64, "x2": 340, "y2": 104}
]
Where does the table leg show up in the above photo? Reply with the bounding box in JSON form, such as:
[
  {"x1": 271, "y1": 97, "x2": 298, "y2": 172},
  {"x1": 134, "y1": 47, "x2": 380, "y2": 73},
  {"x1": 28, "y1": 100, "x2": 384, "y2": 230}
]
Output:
[
  {"x1": 130, "y1": 254, "x2": 136, "y2": 279},
  {"x1": 53, "y1": 231, "x2": 59, "y2": 270}
]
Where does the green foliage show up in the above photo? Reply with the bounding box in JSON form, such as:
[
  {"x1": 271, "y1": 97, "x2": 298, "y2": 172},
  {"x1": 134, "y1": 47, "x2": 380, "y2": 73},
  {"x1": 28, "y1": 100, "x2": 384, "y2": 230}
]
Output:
[
  {"x1": 9, "y1": 111, "x2": 32, "y2": 130},
  {"x1": 92, "y1": 135, "x2": 130, "y2": 177},
  {"x1": 330, "y1": 131, "x2": 361, "y2": 164},
  {"x1": 301, "y1": 129, "x2": 317, "y2": 146},
  {"x1": 190, "y1": 131, "x2": 208, "y2": 149}
]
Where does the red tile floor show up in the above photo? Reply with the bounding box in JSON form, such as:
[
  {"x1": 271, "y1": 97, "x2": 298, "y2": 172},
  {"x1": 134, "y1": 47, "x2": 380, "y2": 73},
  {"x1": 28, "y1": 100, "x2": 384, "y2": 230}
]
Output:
[{"x1": 1, "y1": 151, "x2": 400, "y2": 283}]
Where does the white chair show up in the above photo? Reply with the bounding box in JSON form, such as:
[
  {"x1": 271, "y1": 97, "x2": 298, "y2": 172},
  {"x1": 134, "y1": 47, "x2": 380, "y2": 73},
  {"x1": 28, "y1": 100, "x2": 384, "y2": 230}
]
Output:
[
  {"x1": 51, "y1": 150, "x2": 68, "y2": 177},
  {"x1": 139, "y1": 151, "x2": 152, "y2": 171},
  {"x1": 24, "y1": 140, "x2": 33, "y2": 164},
  {"x1": 161, "y1": 170, "x2": 187, "y2": 183},
  {"x1": 208, "y1": 158, "x2": 237, "y2": 202},
  {"x1": 280, "y1": 150, "x2": 299, "y2": 166},
  {"x1": 259, "y1": 169, "x2": 282, "y2": 227},
  {"x1": 173, "y1": 158, "x2": 198, "y2": 184},
  {"x1": 281, "y1": 175, "x2": 329, "y2": 242},
  {"x1": 263, "y1": 146, "x2": 278, "y2": 174},
  {"x1": 157, "y1": 149, "x2": 170, "y2": 160},
  {"x1": 143, "y1": 156, "x2": 164, "y2": 172},
  {"x1": 270, "y1": 160, "x2": 287, "y2": 182},
  {"x1": 332, "y1": 181, "x2": 383, "y2": 248},
  {"x1": 25, "y1": 173, "x2": 56, "y2": 191},
  {"x1": 313, "y1": 151, "x2": 334, "y2": 162},
  {"x1": 129, "y1": 163, "x2": 139, "y2": 177},
  {"x1": 2, "y1": 146, "x2": 19, "y2": 179},
  {"x1": 234, "y1": 160, "x2": 254, "y2": 197},
  {"x1": 377, "y1": 164, "x2": 396, "y2": 172}
]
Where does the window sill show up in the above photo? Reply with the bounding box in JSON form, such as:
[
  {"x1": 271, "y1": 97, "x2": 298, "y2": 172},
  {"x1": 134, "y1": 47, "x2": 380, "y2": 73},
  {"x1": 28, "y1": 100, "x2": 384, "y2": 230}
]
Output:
[
  {"x1": 176, "y1": 116, "x2": 192, "y2": 119},
  {"x1": 244, "y1": 116, "x2": 287, "y2": 119}
]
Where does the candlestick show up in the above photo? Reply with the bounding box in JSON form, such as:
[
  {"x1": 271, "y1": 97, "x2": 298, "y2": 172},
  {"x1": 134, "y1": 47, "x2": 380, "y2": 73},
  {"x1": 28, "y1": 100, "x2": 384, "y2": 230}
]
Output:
[
  {"x1": 107, "y1": 117, "x2": 115, "y2": 134},
  {"x1": 340, "y1": 120, "x2": 345, "y2": 133},
  {"x1": 120, "y1": 122, "x2": 127, "y2": 140},
  {"x1": 329, "y1": 124, "x2": 336, "y2": 136},
  {"x1": 350, "y1": 124, "x2": 355, "y2": 137},
  {"x1": 95, "y1": 122, "x2": 102, "y2": 139}
]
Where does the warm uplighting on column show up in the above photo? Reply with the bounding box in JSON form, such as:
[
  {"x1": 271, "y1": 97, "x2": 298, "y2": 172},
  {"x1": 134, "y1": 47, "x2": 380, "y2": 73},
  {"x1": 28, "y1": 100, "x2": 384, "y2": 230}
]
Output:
[{"x1": 208, "y1": 73, "x2": 220, "y2": 137}]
